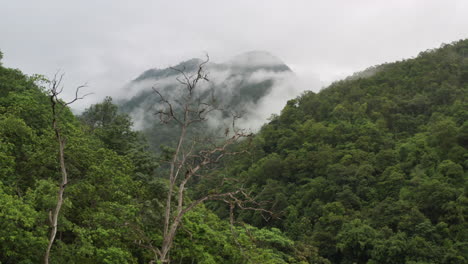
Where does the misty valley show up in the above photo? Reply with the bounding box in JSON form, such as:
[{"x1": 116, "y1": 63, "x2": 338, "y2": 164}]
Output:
[{"x1": 0, "y1": 39, "x2": 467, "y2": 264}]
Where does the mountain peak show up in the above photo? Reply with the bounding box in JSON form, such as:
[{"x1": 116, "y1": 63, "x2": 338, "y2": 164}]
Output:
[
  {"x1": 228, "y1": 50, "x2": 287, "y2": 68},
  {"x1": 132, "y1": 51, "x2": 291, "y2": 83}
]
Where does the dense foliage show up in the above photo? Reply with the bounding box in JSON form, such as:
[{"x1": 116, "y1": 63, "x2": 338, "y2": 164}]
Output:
[
  {"x1": 0, "y1": 55, "x2": 299, "y2": 263},
  {"x1": 215, "y1": 40, "x2": 468, "y2": 263},
  {"x1": 1, "y1": 39, "x2": 467, "y2": 263}
]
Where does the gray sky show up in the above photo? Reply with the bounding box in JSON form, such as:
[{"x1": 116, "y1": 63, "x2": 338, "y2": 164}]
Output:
[{"x1": 1, "y1": 0, "x2": 468, "y2": 110}]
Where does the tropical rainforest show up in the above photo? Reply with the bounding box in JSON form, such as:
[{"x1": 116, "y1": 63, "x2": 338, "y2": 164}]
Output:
[{"x1": 0, "y1": 39, "x2": 467, "y2": 264}]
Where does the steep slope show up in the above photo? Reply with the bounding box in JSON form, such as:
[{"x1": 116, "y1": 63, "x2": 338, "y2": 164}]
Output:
[{"x1": 217, "y1": 40, "x2": 468, "y2": 263}]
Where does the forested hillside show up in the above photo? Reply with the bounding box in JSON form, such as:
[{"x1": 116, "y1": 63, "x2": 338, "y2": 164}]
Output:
[
  {"x1": 0, "y1": 39, "x2": 467, "y2": 264},
  {"x1": 0, "y1": 52, "x2": 300, "y2": 263},
  {"x1": 214, "y1": 40, "x2": 468, "y2": 263}
]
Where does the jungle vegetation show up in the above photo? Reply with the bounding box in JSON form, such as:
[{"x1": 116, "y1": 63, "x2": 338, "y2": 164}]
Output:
[{"x1": 0, "y1": 39, "x2": 467, "y2": 263}]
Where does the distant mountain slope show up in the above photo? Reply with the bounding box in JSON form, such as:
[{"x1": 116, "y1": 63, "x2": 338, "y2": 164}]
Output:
[{"x1": 118, "y1": 51, "x2": 297, "y2": 151}]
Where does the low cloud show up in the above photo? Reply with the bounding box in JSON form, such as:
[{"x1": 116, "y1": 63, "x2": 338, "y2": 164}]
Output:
[{"x1": 118, "y1": 54, "x2": 321, "y2": 132}]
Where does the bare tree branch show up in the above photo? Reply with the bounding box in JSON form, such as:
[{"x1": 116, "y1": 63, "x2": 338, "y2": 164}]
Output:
[
  {"x1": 145, "y1": 57, "x2": 271, "y2": 263},
  {"x1": 44, "y1": 73, "x2": 90, "y2": 264}
]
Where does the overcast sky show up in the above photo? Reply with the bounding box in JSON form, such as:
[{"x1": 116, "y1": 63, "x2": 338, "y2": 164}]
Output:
[{"x1": 1, "y1": 0, "x2": 468, "y2": 110}]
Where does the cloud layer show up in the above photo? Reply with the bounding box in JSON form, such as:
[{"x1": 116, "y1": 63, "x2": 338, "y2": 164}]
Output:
[
  {"x1": 121, "y1": 52, "x2": 318, "y2": 131},
  {"x1": 1, "y1": 1, "x2": 467, "y2": 112}
]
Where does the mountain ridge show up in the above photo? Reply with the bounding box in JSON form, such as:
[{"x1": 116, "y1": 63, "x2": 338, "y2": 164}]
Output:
[
  {"x1": 118, "y1": 50, "x2": 298, "y2": 150},
  {"x1": 132, "y1": 50, "x2": 291, "y2": 83}
]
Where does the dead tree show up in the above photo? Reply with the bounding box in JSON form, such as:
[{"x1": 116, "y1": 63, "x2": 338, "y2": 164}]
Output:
[
  {"x1": 44, "y1": 74, "x2": 90, "y2": 264},
  {"x1": 145, "y1": 56, "x2": 271, "y2": 263}
]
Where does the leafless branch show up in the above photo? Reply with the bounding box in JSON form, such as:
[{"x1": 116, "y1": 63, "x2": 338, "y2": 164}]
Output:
[
  {"x1": 144, "y1": 56, "x2": 270, "y2": 263},
  {"x1": 44, "y1": 73, "x2": 90, "y2": 264}
]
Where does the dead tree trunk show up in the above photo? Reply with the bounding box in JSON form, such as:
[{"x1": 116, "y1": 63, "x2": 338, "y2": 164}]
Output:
[
  {"x1": 44, "y1": 74, "x2": 89, "y2": 264},
  {"x1": 145, "y1": 56, "x2": 271, "y2": 263}
]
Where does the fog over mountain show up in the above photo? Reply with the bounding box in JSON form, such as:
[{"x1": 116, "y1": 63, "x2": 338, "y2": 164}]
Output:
[{"x1": 118, "y1": 51, "x2": 318, "y2": 134}]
